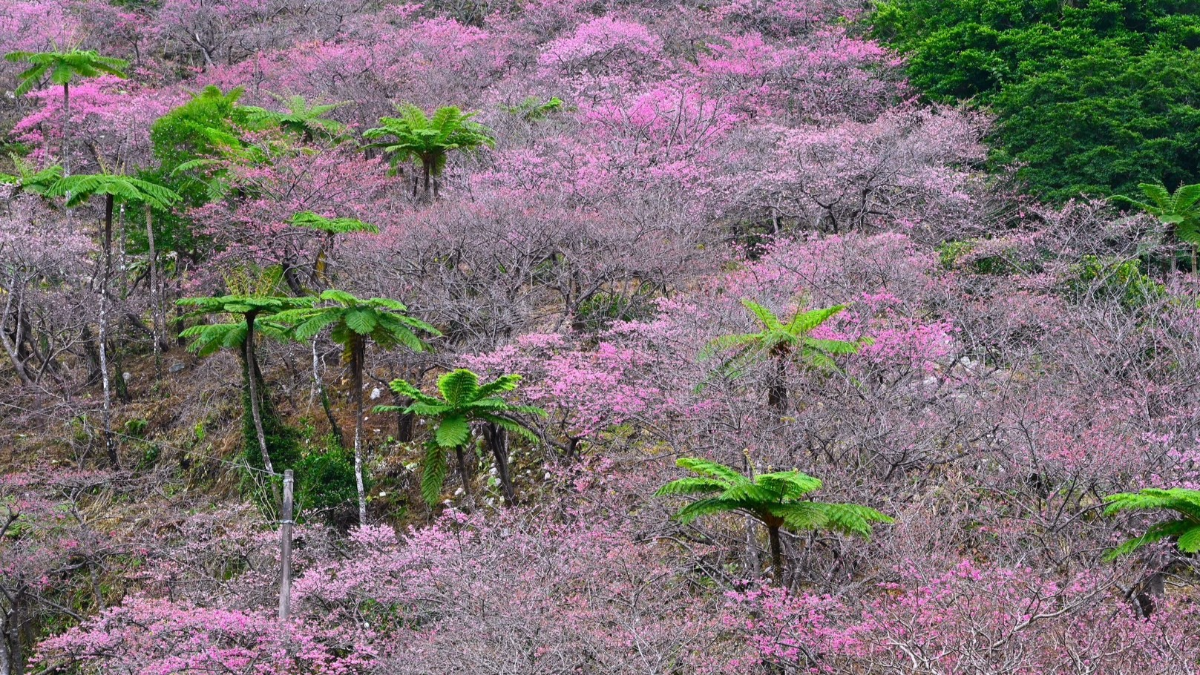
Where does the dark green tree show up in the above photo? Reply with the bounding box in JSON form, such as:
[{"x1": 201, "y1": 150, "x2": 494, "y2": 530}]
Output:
[
  {"x1": 376, "y1": 369, "x2": 546, "y2": 507},
  {"x1": 701, "y1": 299, "x2": 868, "y2": 412},
  {"x1": 46, "y1": 174, "x2": 179, "y2": 468},
  {"x1": 276, "y1": 290, "x2": 439, "y2": 524},
  {"x1": 656, "y1": 457, "x2": 892, "y2": 584},
  {"x1": 242, "y1": 94, "x2": 349, "y2": 142},
  {"x1": 871, "y1": 0, "x2": 1200, "y2": 199},
  {"x1": 363, "y1": 104, "x2": 495, "y2": 200},
  {"x1": 4, "y1": 48, "x2": 128, "y2": 176},
  {"x1": 177, "y1": 295, "x2": 312, "y2": 475}
]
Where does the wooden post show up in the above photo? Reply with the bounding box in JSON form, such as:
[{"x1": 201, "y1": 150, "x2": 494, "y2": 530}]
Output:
[{"x1": 278, "y1": 470, "x2": 293, "y2": 622}]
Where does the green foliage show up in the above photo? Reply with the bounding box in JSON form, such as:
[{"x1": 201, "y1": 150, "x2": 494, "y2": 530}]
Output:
[
  {"x1": 1103, "y1": 488, "x2": 1200, "y2": 559},
  {"x1": 702, "y1": 298, "x2": 870, "y2": 376},
  {"x1": 363, "y1": 104, "x2": 495, "y2": 178},
  {"x1": 502, "y1": 96, "x2": 565, "y2": 120},
  {"x1": 273, "y1": 289, "x2": 438, "y2": 361},
  {"x1": 1068, "y1": 255, "x2": 1166, "y2": 309},
  {"x1": 241, "y1": 94, "x2": 349, "y2": 142},
  {"x1": 1118, "y1": 181, "x2": 1200, "y2": 248},
  {"x1": 151, "y1": 86, "x2": 247, "y2": 172},
  {"x1": 656, "y1": 456, "x2": 893, "y2": 538},
  {"x1": 295, "y1": 447, "x2": 359, "y2": 519},
  {"x1": 3, "y1": 48, "x2": 127, "y2": 96},
  {"x1": 574, "y1": 285, "x2": 659, "y2": 332},
  {"x1": 375, "y1": 369, "x2": 547, "y2": 505},
  {"x1": 871, "y1": 0, "x2": 1200, "y2": 199},
  {"x1": 46, "y1": 173, "x2": 180, "y2": 210},
  {"x1": 0, "y1": 155, "x2": 62, "y2": 196},
  {"x1": 288, "y1": 211, "x2": 379, "y2": 236},
  {"x1": 146, "y1": 86, "x2": 249, "y2": 256}
]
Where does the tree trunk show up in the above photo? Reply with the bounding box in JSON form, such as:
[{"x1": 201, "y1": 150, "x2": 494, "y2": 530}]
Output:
[
  {"x1": 395, "y1": 400, "x2": 415, "y2": 443},
  {"x1": 99, "y1": 196, "x2": 118, "y2": 469},
  {"x1": 0, "y1": 607, "x2": 11, "y2": 675},
  {"x1": 312, "y1": 340, "x2": 345, "y2": 448},
  {"x1": 455, "y1": 444, "x2": 473, "y2": 503},
  {"x1": 113, "y1": 206, "x2": 130, "y2": 404},
  {"x1": 145, "y1": 204, "x2": 162, "y2": 377},
  {"x1": 351, "y1": 336, "x2": 367, "y2": 525},
  {"x1": 244, "y1": 312, "x2": 274, "y2": 475},
  {"x1": 0, "y1": 274, "x2": 32, "y2": 386},
  {"x1": 61, "y1": 83, "x2": 70, "y2": 177},
  {"x1": 767, "y1": 356, "x2": 788, "y2": 413},
  {"x1": 768, "y1": 525, "x2": 784, "y2": 587},
  {"x1": 483, "y1": 422, "x2": 515, "y2": 505}
]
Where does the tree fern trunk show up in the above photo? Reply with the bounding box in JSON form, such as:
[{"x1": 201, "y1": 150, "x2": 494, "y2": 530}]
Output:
[
  {"x1": 767, "y1": 357, "x2": 788, "y2": 413},
  {"x1": 455, "y1": 444, "x2": 473, "y2": 504},
  {"x1": 767, "y1": 526, "x2": 784, "y2": 586},
  {"x1": 244, "y1": 313, "x2": 274, "y2": 475},
  {"x1": 352, "y1": 337, "x2": 367, "y2": 525},
  {"x1": 99, "y1": 195, "x2": 118, "y2": 469},
  {"x1": 484, "y1": 422, "x2": 515, "y2": 505},
  {"x1": 61, "y1": 83, "x2": 70, "y2": 178}
]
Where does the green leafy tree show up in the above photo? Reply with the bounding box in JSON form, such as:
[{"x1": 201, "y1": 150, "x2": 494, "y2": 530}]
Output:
[
  {"x1": 46, "y1": 174, "x2": 179, "y2": 468},
  {"x1": 242, "y1": 94, "x2": 349, "y2": 142},
  {"x1": 0, "y1": 155, "x2": 62, "y2": 196},
  {"x1": 144, "y1": 87, "x2": 249, "y2": 262},
  {"x1": 1104, "y1": 488, "x2": 1200, "y2": 560},
  {"x1": 276, "y1": 290, "x2": 439, "y2": 524},
  {"x1": 363, "y1": 104, "x2": 495, "y2": 200},
  {"x1": 287, "y1": 211, "x2": 379, "y2": 285},
  {"x1": 656, "y1": 457, "x2": 892, "y2": 584},
  {"x1": 4, "y1": 48, "x2": 128, "y2": 176},
  {"x1": 1117, "y1": 181, "x2": 1200, "y2": 272},
  {"x1": 702, "y1": 299, "x2": 868, "y2": 412},
  {"x1": 871, "y1": 1, "x2": 1200, "y2": 200},
  {"x1": 176, "y1": 295, "x2": 313, "y2": 477},
  {"x1": 375, "y1": 369, "x2": 546, "y2": 507}
]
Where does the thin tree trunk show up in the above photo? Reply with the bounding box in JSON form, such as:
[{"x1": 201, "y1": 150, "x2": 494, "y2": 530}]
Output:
[
  {"x1": 0, "y1": 274, "x2": 33, "y2": 386},
  {"x1": 767, "y1": 356, "x2": 787, "y2": 413},
  {"x1": 0, "y1": 607, "x2": 11, "y2": 675},
  {"x1": 455, "y1": 444, "x2": 473, "y2": 503},
  {"x1": 422, "y1": 160, "x2": 432, "y2": 201},
  {"x1": 312, "y1": 340, "x2": 345, "y2": 448},
  {"x1": 146, "y1": 204, "x2": 161, "y2": 377},
  {"x1": 483, "y1": 422, "x2": 515, "y2": 505},
  {"x1": 113, "y1": 206, "x2": 130, "y2": 404},
  {"x1": 61, "y1": 83, "x2": 70, "y2": 177},
  {"x1": 768, "y1": 525, "x2": 783, "y2": 587},
  {"x1": 351, "y1": 337, "x2": 367, "y2": 525},
  {"x1": 99, "y1": 196, "x2": 118, "y2": 468},
  {"x1": 244, "y1": 312, "x2": 274, "y2": 475}
]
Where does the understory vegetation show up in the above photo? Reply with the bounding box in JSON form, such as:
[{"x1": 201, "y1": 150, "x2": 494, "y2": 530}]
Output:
[{"x1": 2, "y1": 0, "x2": 1200, "y2": 673}]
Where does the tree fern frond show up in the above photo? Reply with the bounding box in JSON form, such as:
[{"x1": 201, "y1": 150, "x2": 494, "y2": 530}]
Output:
[
  {"x1": 654, "y1": 478, "x2": 729, "y2": 497},
  {"x1": 421, "y1": 442, "x2": 448, "y2": 505},
  {"x1": 676, "y1": 457, "x2": 752, "y2": 484}
]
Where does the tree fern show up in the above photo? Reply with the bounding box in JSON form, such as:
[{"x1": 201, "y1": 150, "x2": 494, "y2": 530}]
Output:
[
  {"x1": 1104, "y1": 488, "x2": 1200, "y2": 560},
  {"x1": 242, "y1": 94, "x2": 349, "y2": 142},
  {"x1": 363, "y1": 103, "x2": 494, "y2": 200},
  {"x1": 700, "y1": 298, "x2": 870, "y2": 412},
  {"x1": 374, "y1": 368, "x2": 546, "y2": 506},
  {"x1": 656, "y1": 456, "x2": 891, "y2": 584},
  {"x1": 274, "y1": 290, "x2": 438, "y2": 524}
]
